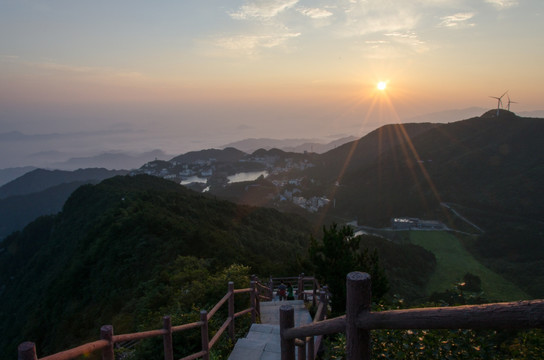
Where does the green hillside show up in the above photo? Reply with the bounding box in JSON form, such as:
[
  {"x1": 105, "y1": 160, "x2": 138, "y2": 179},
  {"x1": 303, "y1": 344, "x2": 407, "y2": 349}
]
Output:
[
  {"x1": 333, "y1": 113, "x2": 543, "y2": 226},
  {"x1": 409, "y1": 231, "x2": 529, "y2": 301},
  {"x1": 0, "y1": 175, "x2": 311, "y2": 356}
]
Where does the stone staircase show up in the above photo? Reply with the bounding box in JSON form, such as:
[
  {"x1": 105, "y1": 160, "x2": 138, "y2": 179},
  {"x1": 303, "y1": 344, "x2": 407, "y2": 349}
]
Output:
[{"x1": 228, "y1": 299, "x2": 313, "y2": 360}]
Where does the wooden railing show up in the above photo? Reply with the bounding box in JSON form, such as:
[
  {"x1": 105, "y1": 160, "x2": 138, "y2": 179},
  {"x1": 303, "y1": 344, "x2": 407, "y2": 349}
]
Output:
[
  {"x1": 268, "y1": 273, "x2": 330, "y2": 360},
  {"x1": 279, "y1": 271, "x2": 544, "y2": 360},
  {"x1": 268, "y1": 273, "x2": 327, "y2": 308},
  {"x1": 18, "y1": 277, "x2": 272, "y2": 360}
]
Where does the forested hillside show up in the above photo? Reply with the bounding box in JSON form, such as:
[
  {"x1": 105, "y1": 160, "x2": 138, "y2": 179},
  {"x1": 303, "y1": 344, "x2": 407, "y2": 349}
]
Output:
[
  {"x1": 0, "y1": 175, "x2": 311, "y2": 355},
  {"x1": 332, "y1": 111, "x2": 543, "y2": 225}
]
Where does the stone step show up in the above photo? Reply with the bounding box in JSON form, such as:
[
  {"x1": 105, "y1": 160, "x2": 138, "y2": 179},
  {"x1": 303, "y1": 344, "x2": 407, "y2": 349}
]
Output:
[
  {"x1": 260, "y1": 299, "x2": 305, "y2": 307},
  {"x1": 227, "y1": 338, "x2": 267, "y2": 360},
  {"x1": 228, "y1": 300, "x2": 313, "y2": 360}
]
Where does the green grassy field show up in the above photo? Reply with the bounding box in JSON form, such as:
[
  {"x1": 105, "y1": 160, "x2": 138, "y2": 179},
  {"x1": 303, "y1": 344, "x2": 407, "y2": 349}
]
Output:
[{"x1": 409, "y1": 231, "x2": 529, "y2": 301}]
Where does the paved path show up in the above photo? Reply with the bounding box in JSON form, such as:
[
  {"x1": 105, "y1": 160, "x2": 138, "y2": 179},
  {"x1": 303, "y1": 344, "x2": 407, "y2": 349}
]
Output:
[{"x1": 228, "y1": 300, "x2": 312, "y2": 360}]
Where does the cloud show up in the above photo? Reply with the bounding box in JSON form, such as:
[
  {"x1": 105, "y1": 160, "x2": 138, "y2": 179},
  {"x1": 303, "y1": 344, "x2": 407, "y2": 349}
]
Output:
[
  {"x1": 484, "y1": 0, "x2": 519, "y2": 10},
  {"x1": 297, "y1": 7, "x2": 333, "y2": 19},
  {"x1": 229, "y1": 0, "x2": 299, "y2": 21},
  {"x1": 438, "y1": 12, "x2": 476, "y2": 28},
  {"x1": 214, "y1": 0, "x2": 464, "y2": 58},
  {"x1": 214, "y1": 32, "x2": 301, "y2": 53},
  {"x1": 0, "y1": 54, "x2": 20, "y2": 62},
  {"x1": 339, "y1": 2, "x2": 421, "y2": 37},
  {"x1": 385, "y1": 31, "x2": 429, "y2": 53},
  {"x1": 221, "y1": 0, "x2": 303, "y2": 55}
]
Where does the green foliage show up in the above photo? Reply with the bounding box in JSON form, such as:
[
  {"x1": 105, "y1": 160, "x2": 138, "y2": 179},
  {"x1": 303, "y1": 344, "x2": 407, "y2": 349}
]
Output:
[
  {"x1": 308, "y1": 223, "x2": 389, "y2": 314},
  {"x1": 322, "y1": 328, "x2": 544, "y2": 360},
  {"x1": 357, "y1": 235, "x2": 436, "y2": 302},
  {"x1": 321, "y1": 293, "x2": 544, "y2": 360},
  {"x1": 122, "y1": 258, "x2": 251, "y2": 360},
  {"x1": 464, "y1": 223, "x2": 544, "y2": 298},
  {"x1": 462, "y1": 273, "x2": 482, "y2": 293},
  {"x1": 410, "y1": 231, "x2": 529, "y2": 301},
  {"x1": 0, "y1": 175, "x2": 311, "y2": 356}
]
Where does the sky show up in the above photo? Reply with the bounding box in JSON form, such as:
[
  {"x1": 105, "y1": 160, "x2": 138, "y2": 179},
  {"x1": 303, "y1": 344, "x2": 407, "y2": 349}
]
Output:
[{"x1": 1, "y1": 0, "x2": 543, "y2": 168}]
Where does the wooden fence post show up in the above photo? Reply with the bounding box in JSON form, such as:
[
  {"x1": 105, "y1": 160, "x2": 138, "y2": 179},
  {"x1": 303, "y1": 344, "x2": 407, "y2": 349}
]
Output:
[
  {"x1": 228, "y1": 281, "x2": 235, "y2": 340},
  {"x1": 280, "y1": 305, "x2": 295, "y2": 360},
  {"x1": 345, "y1": 272, "x2": 371, "y2": 360},
  {"x1": 163, "y1": 316, "x2": 174, "y2": 360},
  {"x1": 312, "y1": 278, "x2": 317, "y2": 308},
  {"x1": 269, "y1": 277, "x2": 274, "y2": 299},
  {"x1": 319, "y1": 290, "x2": 327, "y2": 311},
  {"x1": 200, "y1": 310, "x2": 210, "y2": 360},
  {"x1": 298, "y1": 273, "x2": 304, "y2": 300},
  {"x1": 250, "y1": 280, "x2": 257, "y2": 323},
  {"x1": 100, "y1": 325, "x2": 114, "y2": 360},
  {"x1": 254, "y1": 280, "x2": 261, "y2": 318},
  {"x1": 297, "y1": 339, "x2": 306, "y2": 360},
  {"x1": 307, "y1": 336, "x2": 315, "y2": 360},
  {"x1": 18, "y1": 342, "x2": 37, "y2": 360}
]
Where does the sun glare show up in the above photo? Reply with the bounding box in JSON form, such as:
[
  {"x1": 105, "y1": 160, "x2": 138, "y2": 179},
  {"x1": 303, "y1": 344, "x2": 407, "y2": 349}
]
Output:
[{"x1": 377, "y1": 81, "x2": 387, "y2": 91}]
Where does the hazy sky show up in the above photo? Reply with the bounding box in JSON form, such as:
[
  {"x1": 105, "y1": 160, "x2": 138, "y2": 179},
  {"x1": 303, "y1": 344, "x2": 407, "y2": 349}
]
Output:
[{"x1": 1, "y1": 0, "x2": 543, "y2": 167}]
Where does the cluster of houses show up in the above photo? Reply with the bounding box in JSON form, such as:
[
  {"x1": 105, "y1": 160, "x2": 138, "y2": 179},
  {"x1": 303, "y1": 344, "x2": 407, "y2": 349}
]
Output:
[
  {"x1": 134, "y1": 154, "x2": 331, "y2": 213},
  {"x1": 291, "y1": 196, "x2": 330, "y2": 213}
]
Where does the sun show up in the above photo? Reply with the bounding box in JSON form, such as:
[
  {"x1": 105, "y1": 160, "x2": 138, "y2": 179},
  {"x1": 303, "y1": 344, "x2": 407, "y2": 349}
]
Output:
[{"x1": 377, "y1": 81, "x2": 387, "y2": 91}]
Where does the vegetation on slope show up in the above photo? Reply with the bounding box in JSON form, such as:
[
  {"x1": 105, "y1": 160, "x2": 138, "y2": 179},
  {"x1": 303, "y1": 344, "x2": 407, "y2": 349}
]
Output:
[
  {"x1": 0, "y1": 174, "x2": 311, "y2": 356},
  {"x1": 409, "y1": 231, "x2": 529, "y2": 301},
  {"x1": 332, "y1": 114, "x2": 543, "y2": 226}
]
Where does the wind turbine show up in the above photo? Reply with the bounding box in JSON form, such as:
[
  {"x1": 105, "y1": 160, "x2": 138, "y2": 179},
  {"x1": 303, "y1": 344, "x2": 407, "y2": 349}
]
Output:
[
  {"x1": 490, "y1": 91, "x2": 508, "y2": 116},
  {"x1": 506, "y1": 94, "x2": 517, "y2": 111}
]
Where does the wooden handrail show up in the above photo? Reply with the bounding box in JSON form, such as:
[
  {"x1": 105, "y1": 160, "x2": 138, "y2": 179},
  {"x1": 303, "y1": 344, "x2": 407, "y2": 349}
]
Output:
[
  {"x1": 357, "y1": 300, "x2": 544, "y2": 330},
  {"x1": 19, "y1": 279, "x2": 260, "y2": 360},
  {"x1": 207, "y1": 291, "x2": 232, "y2": 320},
  {"x1": 38, "y1": 340, "x2": 109, "y2": 360},
  {"x1": 234, "y1": 308, "x2": 253, "y2": 318},
  {"x1": 172, "y1": 321, "x2": 203, "y2": 333},
  {"x1": 113, "y1": 329, "x2": 166, "y2": 343},
  {"x1": 284, "y1": 316, "x2": 346, "y2": 340},
  {"x1": 280, "y1": 272, "x2": 544, "y2": 360},
  {"x1": 179, "y1": 350, "x2": 207, "y2": 360},
  {"x1": 233, "y1": 288, "x2": 250, "y2": 294},
  {"x1": 209, "y1": 317, "x2": 232, "y2": 348}
]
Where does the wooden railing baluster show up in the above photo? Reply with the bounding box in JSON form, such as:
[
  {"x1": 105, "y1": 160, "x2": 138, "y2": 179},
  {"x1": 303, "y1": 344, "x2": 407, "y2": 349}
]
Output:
[
  {"x1": 17, "y1": 342, "x2": 37, "y2": 360},
  {"x1": 162, "y1": 316, "x2": 173, "y2": 360},
  {"x1": 345, "y1": 272, "x2": 371, "y2": 360},
  {"x1": 228, "y1": 281, "x2": 235, "y2": 340},
  {"x1": 200, "y1": 310, "x2": 209, "y2": 360},
  {"x1": 280, "y1": 305, "x2": 295, "y2": 360},
  {"x1": 100, "y1": 325, "x2": 114, "y2": 360}
]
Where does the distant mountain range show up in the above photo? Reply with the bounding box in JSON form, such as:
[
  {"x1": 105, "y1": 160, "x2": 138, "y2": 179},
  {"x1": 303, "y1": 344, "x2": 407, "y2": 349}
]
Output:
[
  {"x1": 3, "y1": 109, "x2": 541, "y2": 242},
  {"x1": 199, "y1": 110, "x2": 543, "y2": 229},
  {"x1": 0, "y1": 166, "x2": 36, "y2": 187},
  {"x1": 0, "y1": 168, "x2": 127, "y2": 239},
  {"x1": 49, "y1": 149, "x2": 172, "y2": 171},
  {"x1": 221, "y1": 136, "x2": 357, "y2": 154}
]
